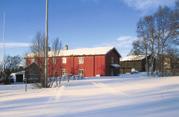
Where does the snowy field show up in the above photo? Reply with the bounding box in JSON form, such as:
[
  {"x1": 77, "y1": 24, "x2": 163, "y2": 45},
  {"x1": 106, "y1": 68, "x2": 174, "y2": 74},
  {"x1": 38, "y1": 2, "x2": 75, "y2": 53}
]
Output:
[{"x1": 0, "y1": 73, "x2": 179, "y2": 117}]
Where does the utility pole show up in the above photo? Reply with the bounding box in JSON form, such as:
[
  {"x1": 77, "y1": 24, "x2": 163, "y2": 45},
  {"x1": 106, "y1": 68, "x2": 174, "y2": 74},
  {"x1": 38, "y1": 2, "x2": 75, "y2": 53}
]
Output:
[{"x1": 44, "y1": 0, "x2": 48, "y2": 88}]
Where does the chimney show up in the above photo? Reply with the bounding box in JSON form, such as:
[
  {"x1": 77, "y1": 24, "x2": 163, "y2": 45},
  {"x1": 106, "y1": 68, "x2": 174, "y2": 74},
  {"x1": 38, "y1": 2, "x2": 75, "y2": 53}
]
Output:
[{"x1": 64, "y1": 44, "x2": 68, "y2": 50}]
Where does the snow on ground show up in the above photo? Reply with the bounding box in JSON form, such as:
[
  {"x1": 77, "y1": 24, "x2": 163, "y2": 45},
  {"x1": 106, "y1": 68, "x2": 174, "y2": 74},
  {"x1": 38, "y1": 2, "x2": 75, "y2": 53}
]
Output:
[{"x1": 0, "y1": 73, "x2": 179, "y2": 117}]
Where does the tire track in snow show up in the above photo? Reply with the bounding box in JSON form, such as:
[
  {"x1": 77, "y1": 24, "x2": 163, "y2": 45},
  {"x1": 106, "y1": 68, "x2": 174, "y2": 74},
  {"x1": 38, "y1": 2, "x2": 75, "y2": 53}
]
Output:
[
  {"x1": 47, "y1": 86, "x2": 65, "y2": 103},
  {"x1": 92, "y1": 81, "x2": 128, "y2": 96}
]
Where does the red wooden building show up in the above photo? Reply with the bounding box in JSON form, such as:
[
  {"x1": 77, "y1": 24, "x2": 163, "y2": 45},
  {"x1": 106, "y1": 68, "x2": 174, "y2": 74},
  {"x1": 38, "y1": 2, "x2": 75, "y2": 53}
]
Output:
[{"x1": 26, "y1": 47, "x2": 121, "y2": 77}]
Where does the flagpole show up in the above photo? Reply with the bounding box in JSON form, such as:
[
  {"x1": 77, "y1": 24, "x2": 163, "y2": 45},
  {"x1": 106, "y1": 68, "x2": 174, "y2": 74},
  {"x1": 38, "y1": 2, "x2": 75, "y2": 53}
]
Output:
[{"x1": 2, "y1": 12, "x2": 6, "y2": 78}]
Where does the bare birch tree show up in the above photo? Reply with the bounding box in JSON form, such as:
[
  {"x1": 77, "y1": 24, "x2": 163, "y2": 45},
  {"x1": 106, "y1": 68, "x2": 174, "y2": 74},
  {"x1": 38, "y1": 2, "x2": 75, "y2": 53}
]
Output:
[
  {"x1": 154, "y1": 6, "x2": 176, "y2": 76},
  {"x1": 131, "y1": 1, "x2": 178, "y2": 76},
  {"x1": 137, "y1": 18, "x2": 150, "y2": 76}
]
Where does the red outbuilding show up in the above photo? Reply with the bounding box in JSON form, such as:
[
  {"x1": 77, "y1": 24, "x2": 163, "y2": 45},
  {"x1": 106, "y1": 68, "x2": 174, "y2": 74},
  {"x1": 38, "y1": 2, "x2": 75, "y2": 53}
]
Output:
[{"x1": 26, "y1": 47, "x2": 121, "y2": 78}]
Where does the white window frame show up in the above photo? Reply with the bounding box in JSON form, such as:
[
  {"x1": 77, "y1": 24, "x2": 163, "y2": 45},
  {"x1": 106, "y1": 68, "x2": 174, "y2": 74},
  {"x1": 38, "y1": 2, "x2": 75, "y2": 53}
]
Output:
[
  {"x1": 62, "y1": 57, "x2": 67, "y2": 64},
  {"x1": 78, "y1": 57, "x2": 84, "y2": 64},
  {"x1": 61, "y1": 69, "x2": 66, "y2": 76},
  {"x1": 52, "y1": 57, "x2": 56, "y2": 64}
]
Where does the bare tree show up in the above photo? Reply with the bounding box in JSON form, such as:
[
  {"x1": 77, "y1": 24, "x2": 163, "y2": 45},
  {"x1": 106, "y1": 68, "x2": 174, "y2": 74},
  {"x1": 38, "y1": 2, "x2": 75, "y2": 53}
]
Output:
[
  {"x1": 131, "y1": 2, "x2": 178, "y2": 76},
  {"x1": 173, "y1": 0, "x2": 179, "y2": 46},
  {"x1": 154, "y1": 6, "x2": 177, "y2": 76},
  {"x1": 49, "y1": 38, "x2": 63, "y2": 87},
  {"x1": 145, "y1": 16, "x2": 156, "y2": 75},
  {"x1": 30, "y1": 32, "x2": 45, "y2": 87},
  {"x1": 51, "y1": 38, "x2": 62, "y2": 78},
  {"x1": 31, "y1": 32, "x2": 45, "y2": 57},
  {"x1": 30, "y1": 32, "x2": 62, "y2": 87},
  {"x1": 0, "y1": 55, "x2": 22, "y2": 83},
  {"x1": 136, "y1": 18, "x2": 150, "y2": 76},
  {"x1": 130, "y1": 39, "x2": 145, "y2": 55}
]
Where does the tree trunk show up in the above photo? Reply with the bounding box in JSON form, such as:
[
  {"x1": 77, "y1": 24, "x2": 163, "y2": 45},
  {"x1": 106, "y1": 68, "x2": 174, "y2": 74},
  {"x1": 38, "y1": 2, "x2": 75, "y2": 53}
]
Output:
[{"x1": 145, "y1": 49, "x2": 149, "y2": 76}]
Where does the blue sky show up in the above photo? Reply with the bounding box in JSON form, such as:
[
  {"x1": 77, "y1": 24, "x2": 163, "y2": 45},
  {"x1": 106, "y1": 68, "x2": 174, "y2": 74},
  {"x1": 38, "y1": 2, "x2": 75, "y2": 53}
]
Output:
[{"x1": 0, "y1": 0, "x2": 176, "y2": 61}]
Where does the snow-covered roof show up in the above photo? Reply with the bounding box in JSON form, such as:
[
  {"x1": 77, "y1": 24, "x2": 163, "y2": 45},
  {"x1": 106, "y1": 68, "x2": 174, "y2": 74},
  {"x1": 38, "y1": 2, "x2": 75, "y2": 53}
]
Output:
[
  {"x1": 27, "y1": 47, "x2": 117, "y2": 57},
  {"x1": 120, "y1": 55, "x2": 146, "y2": 61}
]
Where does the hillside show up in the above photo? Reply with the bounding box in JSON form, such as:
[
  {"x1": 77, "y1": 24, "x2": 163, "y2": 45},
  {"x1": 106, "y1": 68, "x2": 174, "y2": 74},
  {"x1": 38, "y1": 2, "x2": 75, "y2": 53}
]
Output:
[{"x1": 0, "y1": 74, "x2": 179, "y2": 117}]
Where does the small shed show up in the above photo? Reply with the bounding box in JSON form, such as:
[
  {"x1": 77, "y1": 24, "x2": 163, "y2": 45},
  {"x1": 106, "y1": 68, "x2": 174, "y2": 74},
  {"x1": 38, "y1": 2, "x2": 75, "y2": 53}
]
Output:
[
  {"x1": 9, "y1": 71, "x2": 25, "y2": 83},
  {"x1": 120, "y1": 55, "x2": 149, "y2": 74},
  {"x1": 25, "y1": 63, "x2": 41, "y2": 83}
]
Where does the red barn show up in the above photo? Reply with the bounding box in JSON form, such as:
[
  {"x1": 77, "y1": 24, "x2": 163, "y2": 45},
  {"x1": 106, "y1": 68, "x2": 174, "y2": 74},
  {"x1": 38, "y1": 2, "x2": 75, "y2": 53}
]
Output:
[{"x1": 26, "y1": 47, "x2": 121, "y2": 78}]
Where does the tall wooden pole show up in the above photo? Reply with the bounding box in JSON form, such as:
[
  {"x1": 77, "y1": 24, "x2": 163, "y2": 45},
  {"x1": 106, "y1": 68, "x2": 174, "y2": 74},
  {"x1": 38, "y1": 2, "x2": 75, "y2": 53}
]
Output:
[{"x1": 44, "y1": 0, "x2": 48, "y2": 88}]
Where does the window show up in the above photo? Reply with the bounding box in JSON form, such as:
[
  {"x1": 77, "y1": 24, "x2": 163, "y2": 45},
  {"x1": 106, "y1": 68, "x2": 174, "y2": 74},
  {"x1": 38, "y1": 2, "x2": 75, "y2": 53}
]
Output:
[
  {"x1": 61, "y1": 69, "x2": 66, "y2": 76},
  {"x1": 111, "y1": 57, "x2": 114, "y2": 64},
  {"x1": 31, "y1": 58, "x2": 35, "y2": 63},
  {"x1": 78, "y1": 57, "x2": 84, "y2": 64},
  {"x1": 62, "y1": 57, "x2": 67, "y2": 64},
  {"x1": 78, "y1": 69, "x2": 84, "y2": 77},
  {"x1": 52, "y1": 57, "x2": 56, "y2": 64}
]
